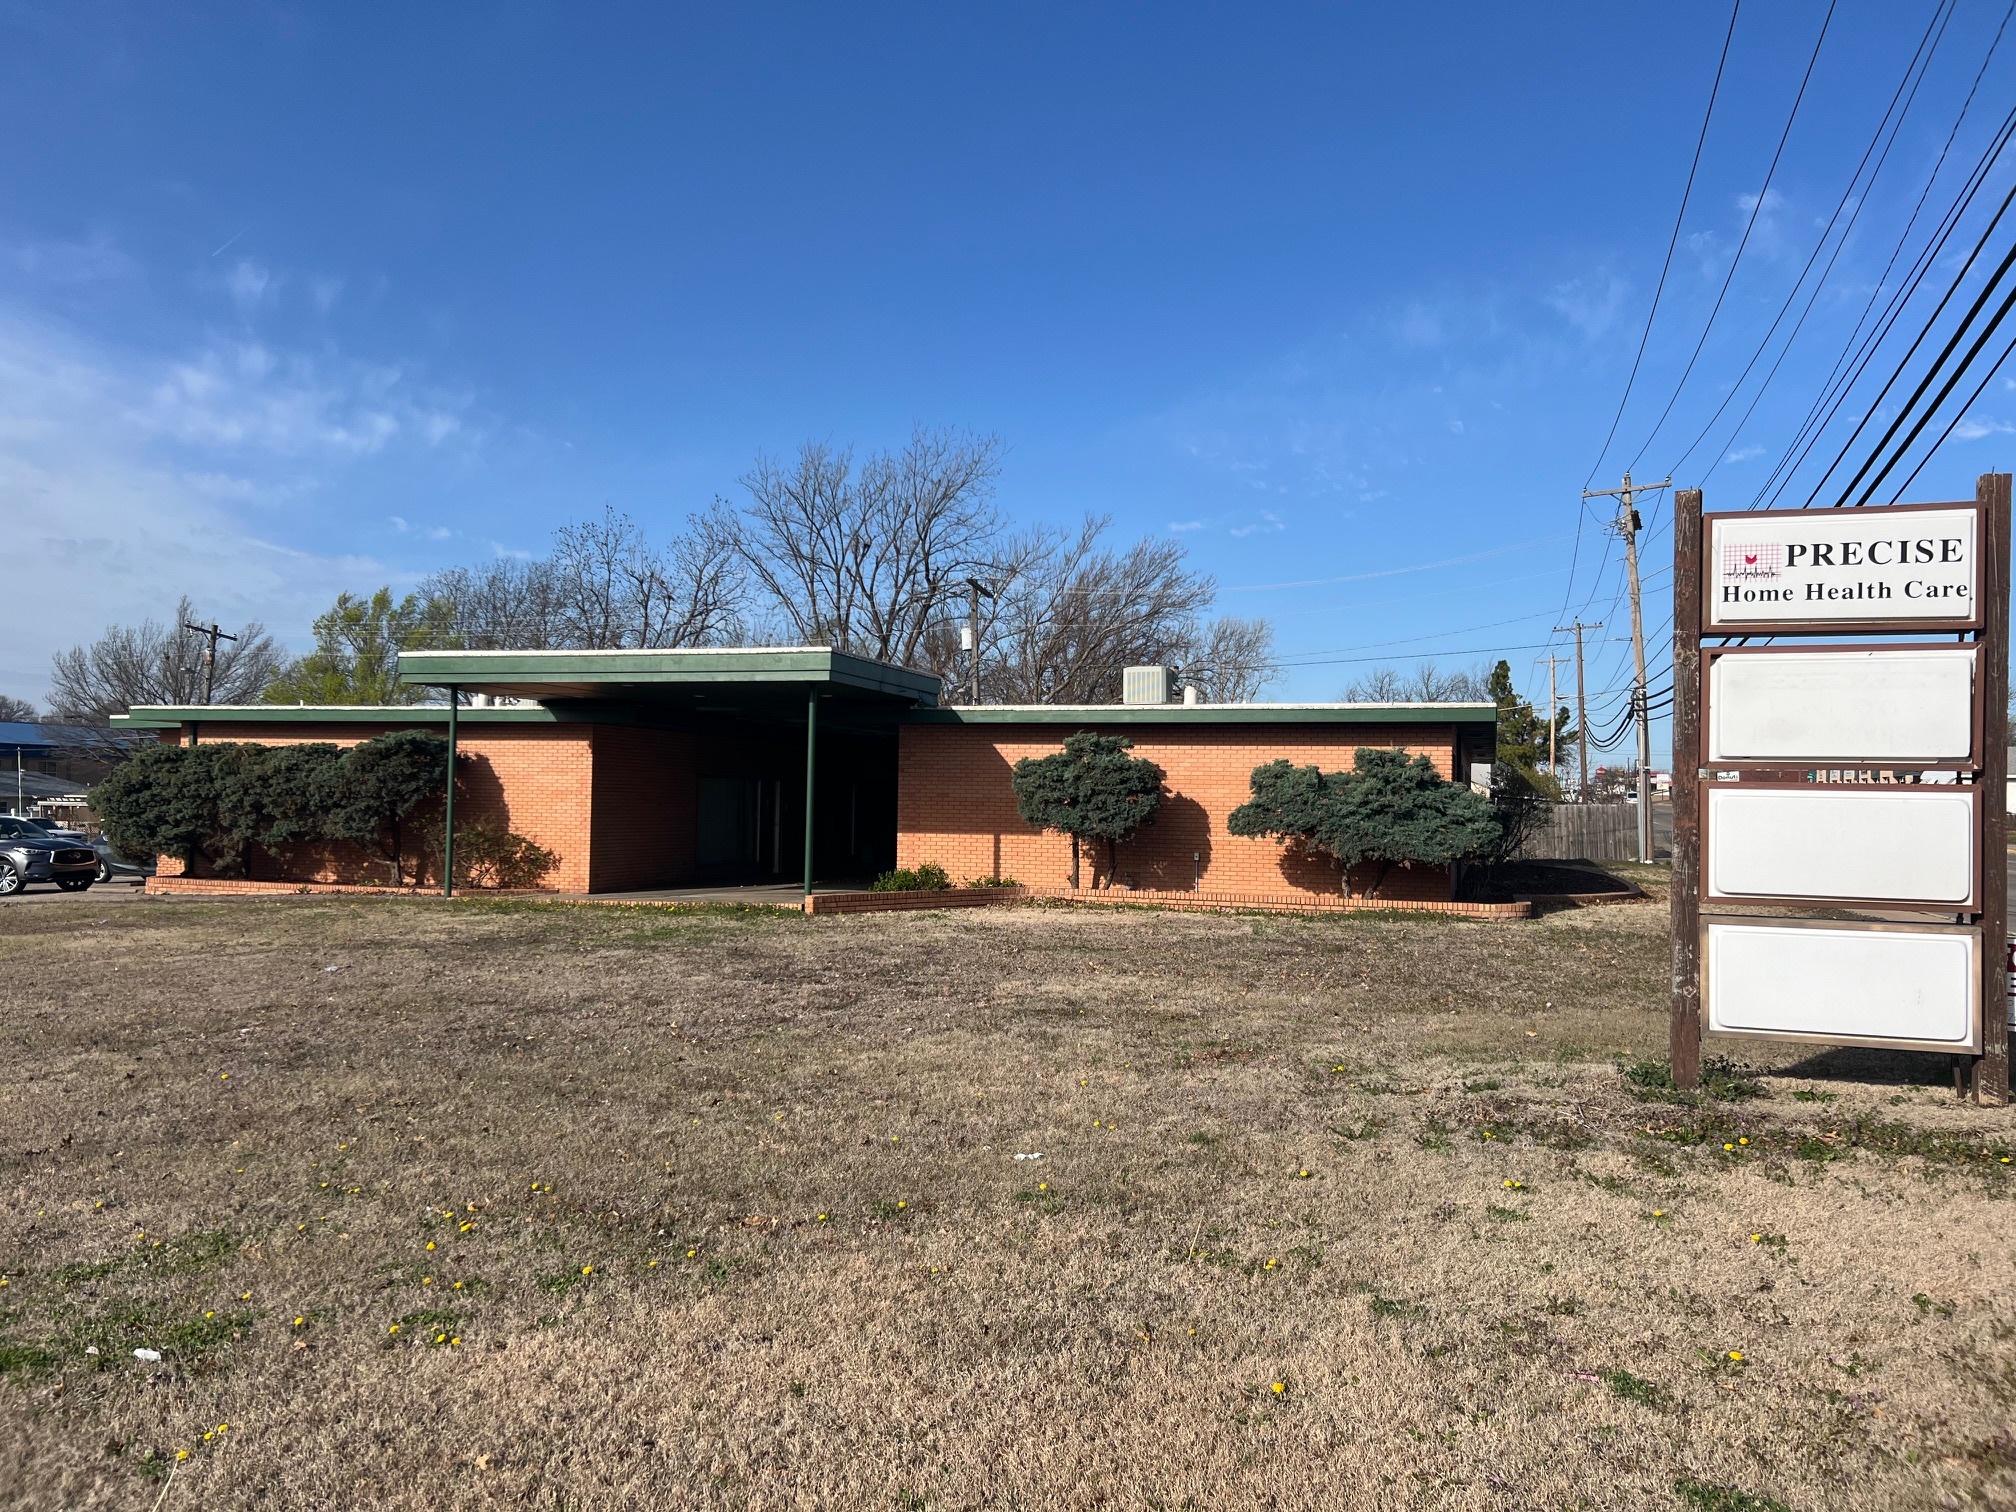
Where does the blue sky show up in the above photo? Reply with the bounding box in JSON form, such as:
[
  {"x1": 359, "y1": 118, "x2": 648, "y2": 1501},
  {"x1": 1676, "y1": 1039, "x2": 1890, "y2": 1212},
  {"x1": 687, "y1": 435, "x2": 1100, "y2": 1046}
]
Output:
[{"x1": 4, "y1": 2, "x2": 2014, "y2": 760}]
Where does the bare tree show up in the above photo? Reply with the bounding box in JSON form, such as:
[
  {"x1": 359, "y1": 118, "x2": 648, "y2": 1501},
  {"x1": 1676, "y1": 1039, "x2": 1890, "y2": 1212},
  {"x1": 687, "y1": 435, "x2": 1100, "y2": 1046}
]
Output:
[
  {"x1": 1178, "y1": 616, "x2": 1277, "y2": 702},
  {"x1": 50, "y1": 598, "x2": 283, "y2": 719},
  {"x1": 1342, "y1": 661, "x2": 1493, "y2": 703},
  {"x1": 980, "y1": 517, "x2": 1217, "y2": 704},
  {"x1": 425, "y1": 506, "x2": 743, "y2": 651},
  {"x1": 421, "y1": 557, "x2": 572, "y2": 650},
  {"x1": 547, "y1": 505, "x2": 743, "y2": 649},
  {"x1": 0, "y1": 694, "x2": 37, "y2": 722},
  {"x1": 734, "y1": 427, "x2": 1004, "y2": 665}
]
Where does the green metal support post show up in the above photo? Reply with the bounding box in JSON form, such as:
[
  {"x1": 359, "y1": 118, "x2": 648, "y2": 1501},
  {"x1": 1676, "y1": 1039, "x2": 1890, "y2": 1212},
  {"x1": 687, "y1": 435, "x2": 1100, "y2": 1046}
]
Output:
[
  {"x1": 803, "y1": 686, "x2": 818, "y2": 896},
  {"x1": 443, "y1": 686, "x2": 458, "y2": 899}
]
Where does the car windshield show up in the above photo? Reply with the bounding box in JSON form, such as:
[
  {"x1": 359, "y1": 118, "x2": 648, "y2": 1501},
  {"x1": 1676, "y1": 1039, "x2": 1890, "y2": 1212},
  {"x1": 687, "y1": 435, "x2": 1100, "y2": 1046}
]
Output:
[{"x1": 0, "y1": 817, "x2": 50, "y2": 838}]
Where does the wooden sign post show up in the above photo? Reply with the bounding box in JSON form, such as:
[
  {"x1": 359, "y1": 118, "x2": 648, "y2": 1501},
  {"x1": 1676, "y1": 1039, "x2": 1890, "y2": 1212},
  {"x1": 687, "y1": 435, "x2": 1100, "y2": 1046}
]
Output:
[{"x1": 1670, "y1": 474, "x2": 2011, "y2": 1104}]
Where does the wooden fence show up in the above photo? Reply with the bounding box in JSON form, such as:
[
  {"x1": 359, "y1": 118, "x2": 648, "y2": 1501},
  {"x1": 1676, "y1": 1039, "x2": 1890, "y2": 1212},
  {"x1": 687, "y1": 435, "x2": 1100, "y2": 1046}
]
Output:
[{"x1": 1512, "y1": 803, "x2": 1640, "y2": 862}]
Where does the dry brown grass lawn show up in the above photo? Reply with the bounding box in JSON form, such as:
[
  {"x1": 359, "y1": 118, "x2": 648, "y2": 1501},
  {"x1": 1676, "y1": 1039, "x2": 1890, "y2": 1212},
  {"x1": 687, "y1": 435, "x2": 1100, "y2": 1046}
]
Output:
[{"x1": 2, "y1": 893, "x2": 2013, "y2": 1511}]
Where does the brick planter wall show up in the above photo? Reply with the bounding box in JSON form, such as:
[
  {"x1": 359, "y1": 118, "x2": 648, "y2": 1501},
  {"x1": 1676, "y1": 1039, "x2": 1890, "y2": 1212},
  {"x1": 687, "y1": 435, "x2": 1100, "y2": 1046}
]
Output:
[{"x1": 802, "y1": 887, "x2": 1023, "y2": 916}]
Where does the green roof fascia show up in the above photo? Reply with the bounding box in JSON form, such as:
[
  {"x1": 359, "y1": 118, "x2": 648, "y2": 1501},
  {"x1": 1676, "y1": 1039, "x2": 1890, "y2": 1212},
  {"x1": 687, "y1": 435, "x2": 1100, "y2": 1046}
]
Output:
[
  {"x1": 394, "y1": 647, "x2": 941, "y2": 704},
  {"x1": 903, "y1": 703, "x2": 1497, "y2": 727},
  {"x1": 112, "y1": 705, "x2": 569, "y2": 730}
]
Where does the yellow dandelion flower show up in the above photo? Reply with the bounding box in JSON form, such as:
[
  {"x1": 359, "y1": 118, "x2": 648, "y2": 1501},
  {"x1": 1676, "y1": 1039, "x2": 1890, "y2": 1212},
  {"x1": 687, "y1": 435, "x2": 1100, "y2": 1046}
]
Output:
[
  {"x1": 1723, "y1": 1143, "x2": 1735, "y2": 1152},
  {"x1": 240, "y1": 1292, "x2": 251, "y2": 1301},
  {"x1": 217, "y1": 1424, "x2": 228, "y2": 1434},
  {"x1": 453, "y1": 1280, "x2": 464, "y2": 1290},
  {"x1": 176, "y1": 1450, "x2": 190, "y2": 1462},
  {"x1": 648, "y1": 1259, "x2": 659, "y2": 1268},
  {"x1": 1727, "y1": 1350, "x2": 1743, "y2": 1362},
  {"x1": 292, "y1": 1316, "x2": 305, "y2": 1328},
  {"x1": 450, "y1": 1337, "x2": 461, "y2": 1347},
  {"x1": 389, "y1": 1325, "x2": 400, "y2": 1334},
  {"x1": 1737, "y1": 1137, "x2": 1749, "y2": 1146},
  {"x1": 1750, "y1": 1233, "x2": 1762, "y2": 1243},
  {"x1": 580, "y1": 1265, "x2": 593, "y2": 1276},
  {"x1": 1271, "y1": 1382, "x2": 1286, "y2": 1395},
  {"x1": 425, "y1": 1241, "x2": 436, "y2": 1251},
  {"x1": 897, "y1": 1201, "x2": 907, "y2": 1210},
  {"x1": 817, "y1": 1213, "x2": 829, "y2": 1222}
]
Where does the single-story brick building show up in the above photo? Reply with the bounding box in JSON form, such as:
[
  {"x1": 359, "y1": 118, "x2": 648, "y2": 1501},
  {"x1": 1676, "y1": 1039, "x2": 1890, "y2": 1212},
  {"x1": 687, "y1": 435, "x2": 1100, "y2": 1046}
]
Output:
[{"x1": 114, "y1": 647, "x2": 1497, "y2": 903}]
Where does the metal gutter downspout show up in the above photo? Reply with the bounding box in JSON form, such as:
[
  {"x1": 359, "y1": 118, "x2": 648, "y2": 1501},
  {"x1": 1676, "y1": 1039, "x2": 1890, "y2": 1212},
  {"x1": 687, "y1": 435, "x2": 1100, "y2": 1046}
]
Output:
[{"x1": 443, "y1": 686, "x2": 458, "y2": 899}]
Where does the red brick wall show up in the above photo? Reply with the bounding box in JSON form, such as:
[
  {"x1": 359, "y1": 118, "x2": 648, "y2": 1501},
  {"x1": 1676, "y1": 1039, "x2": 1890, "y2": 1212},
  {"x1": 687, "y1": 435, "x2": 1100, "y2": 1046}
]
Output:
[
  {"x1": 151, "y1": 722, "x2": 593, "y2": 892},
  {"x1": 895, "y1": 722, "x2": 1467, "y2": 903}
]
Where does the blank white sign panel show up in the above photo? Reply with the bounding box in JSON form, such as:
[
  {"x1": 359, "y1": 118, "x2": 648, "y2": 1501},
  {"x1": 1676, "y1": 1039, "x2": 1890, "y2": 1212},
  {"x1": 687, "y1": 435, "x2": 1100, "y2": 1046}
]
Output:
[
  {"x1": 1707, "y1": 920, "x2": 1977, "y2": 1047},
  {"x1": 1706, "y1": 786, "x2": 1976, "y2": 903},
  {"x1": 1707, "y1": 649, "x2": 1974, "y2": 763}
]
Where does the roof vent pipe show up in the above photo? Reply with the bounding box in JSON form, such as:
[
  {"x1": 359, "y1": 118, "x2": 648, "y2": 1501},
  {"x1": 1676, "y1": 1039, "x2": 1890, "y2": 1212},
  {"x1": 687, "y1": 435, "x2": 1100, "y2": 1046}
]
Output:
[{"x1": 1182, "y1": 684, "x2": 1200, "y2": 706}]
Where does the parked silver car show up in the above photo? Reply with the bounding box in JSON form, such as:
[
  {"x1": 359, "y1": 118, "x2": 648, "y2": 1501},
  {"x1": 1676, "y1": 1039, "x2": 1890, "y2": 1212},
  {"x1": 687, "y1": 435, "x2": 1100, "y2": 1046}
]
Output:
[
  {"x1": 0, "y1": 816, "x2": 99, "y2": 894},
  {"x1": 7, "y1": 817, "x2": 150, "y2": 883}
]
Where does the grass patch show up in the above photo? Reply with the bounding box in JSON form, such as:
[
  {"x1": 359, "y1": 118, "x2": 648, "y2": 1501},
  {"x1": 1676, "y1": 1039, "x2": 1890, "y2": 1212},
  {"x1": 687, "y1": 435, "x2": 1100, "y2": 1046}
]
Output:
[
  {"x1": 1600, "y1": 1368, "x2": 1665, "y2": 1408},
  {"x1": 0, "y1": 894, "x2": 2003, "y2": 1507},
  {"x1": 1672, "y1": 1475, "x2": 1791, "y2": 1512}
]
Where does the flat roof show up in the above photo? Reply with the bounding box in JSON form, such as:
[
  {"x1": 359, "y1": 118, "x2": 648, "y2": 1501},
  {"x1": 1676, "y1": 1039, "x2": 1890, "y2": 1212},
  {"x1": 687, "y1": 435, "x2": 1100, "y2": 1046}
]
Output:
[
  {"x1": 394, "y1": 646, "x2": 942, "y2": 706},
  {"x1": 114, "y1": 705, "x2": 565, "y2": 730},
  {"x1": 906, "y1": 702, "x2": 1496, "y2": 726},
  {"x1": 114, "y1": 696, "x2": 1497, "y2": 731}
]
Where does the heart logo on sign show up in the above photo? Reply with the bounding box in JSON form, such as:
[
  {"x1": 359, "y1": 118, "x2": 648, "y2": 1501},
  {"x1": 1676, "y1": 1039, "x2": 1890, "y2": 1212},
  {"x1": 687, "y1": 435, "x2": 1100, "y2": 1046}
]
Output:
[{"x1": 1744, "y1": 554, "x2": 1757, "y2": 564}]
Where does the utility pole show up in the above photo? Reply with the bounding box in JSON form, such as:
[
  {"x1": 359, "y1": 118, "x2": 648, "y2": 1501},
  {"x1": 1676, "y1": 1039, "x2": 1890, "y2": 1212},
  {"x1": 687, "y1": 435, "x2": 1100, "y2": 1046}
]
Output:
[
  {"x1": 964, "y1": 577, "x2": 994, "y2": 706},
  {"x1": 1540, "y1": 653, "x2": 1568, "y2": 780},
  {"x1": 1583, "y1": 473, "x2": 1671, "y2": 861},
  {"x1": 1552, "y1": 620, "x2": 1602, "y2": 803},
  {"x1": 181, "y1": 620, "x2": 239, "y2": 705}
]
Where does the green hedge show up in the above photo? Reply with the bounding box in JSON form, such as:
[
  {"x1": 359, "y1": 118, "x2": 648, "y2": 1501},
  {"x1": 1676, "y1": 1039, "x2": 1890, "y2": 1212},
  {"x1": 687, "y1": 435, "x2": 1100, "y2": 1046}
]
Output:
[{"x1": 92, "y1": 732, "x2": 553, "y2": 888}]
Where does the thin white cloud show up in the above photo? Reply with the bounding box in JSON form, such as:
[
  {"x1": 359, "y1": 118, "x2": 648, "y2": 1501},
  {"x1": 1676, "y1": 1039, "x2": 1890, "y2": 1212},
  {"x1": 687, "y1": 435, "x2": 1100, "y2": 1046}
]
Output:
[
  {"x1": 1229, "y1": 510, "x2": 1285, "y2": 538},
  {"x1": 1168, "y1": 519, "x2": 1204, "y2": 532},
  {"x1": 1951, "y1": 416, "x2": 2013, "y2": 441},
  {"x1": 9, "y1": 234, "x2": 140, "y2": 284},
  {"x1": 0, "y1": 306, "x2": 476, "y2": 702},
  {"x1": 1545, "y1": 273, "x2": 1628, "y2": 338},
  {"x1": 225, "y1": 259, "x2": 276, "y2": 315},
  {"x1": 1724, "y1": 444, "x2": 1766, "y2": 463}
]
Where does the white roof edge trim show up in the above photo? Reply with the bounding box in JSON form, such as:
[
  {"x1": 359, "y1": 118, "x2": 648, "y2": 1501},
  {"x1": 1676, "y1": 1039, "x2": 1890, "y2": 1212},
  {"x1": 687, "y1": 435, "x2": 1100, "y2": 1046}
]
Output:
[
  {"x1": 950, "y1": 701, "x2": 1497, "y2": 712},
  {"x1": 396, "y1": 645, "x2": 837, "y2": 659}
]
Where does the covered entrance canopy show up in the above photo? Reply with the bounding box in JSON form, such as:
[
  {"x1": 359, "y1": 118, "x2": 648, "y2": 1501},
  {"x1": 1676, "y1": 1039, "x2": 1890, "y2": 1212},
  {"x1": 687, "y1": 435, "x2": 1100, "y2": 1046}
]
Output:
[{"x1": 396, "y1": 647, "x2": 942, "y2": 895}]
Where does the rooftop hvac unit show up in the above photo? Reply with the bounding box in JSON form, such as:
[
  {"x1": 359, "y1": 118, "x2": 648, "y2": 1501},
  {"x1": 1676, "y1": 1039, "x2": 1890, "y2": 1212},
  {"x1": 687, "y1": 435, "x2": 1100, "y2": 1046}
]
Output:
[{"x1": 1122, "y1": 666, "x2": 1176, "y2": 705}]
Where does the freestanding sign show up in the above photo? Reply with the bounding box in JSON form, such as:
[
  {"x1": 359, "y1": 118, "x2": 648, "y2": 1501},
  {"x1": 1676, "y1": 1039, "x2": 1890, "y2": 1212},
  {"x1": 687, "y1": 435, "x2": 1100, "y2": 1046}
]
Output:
[{"x1": 1671, "y1": 480, "x2": 2011, "y2": 1104}]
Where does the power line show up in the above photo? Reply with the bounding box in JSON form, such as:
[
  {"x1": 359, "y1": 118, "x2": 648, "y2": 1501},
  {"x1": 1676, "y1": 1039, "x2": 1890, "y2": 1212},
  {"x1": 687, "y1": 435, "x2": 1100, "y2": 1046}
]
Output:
[
  {"x1": 1625, "y1": 0, "x2": 1840, "y2": 473},
  {"x1": 1814, "y1": 200, "x2": 2016, "y2": 505},
  {"x1": 1879, "y1": 323, "x2": 2016, "y2": 501},
  {"x1": 1747, "y1": 2, "x2": 2016, "y2": 510},
  {"x1": 1581, "y1": 0, "x2": 1743, "y2": 490},
  {"x1": 1669, "y1": 0, "x2": 1956, "y2": 483}
]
